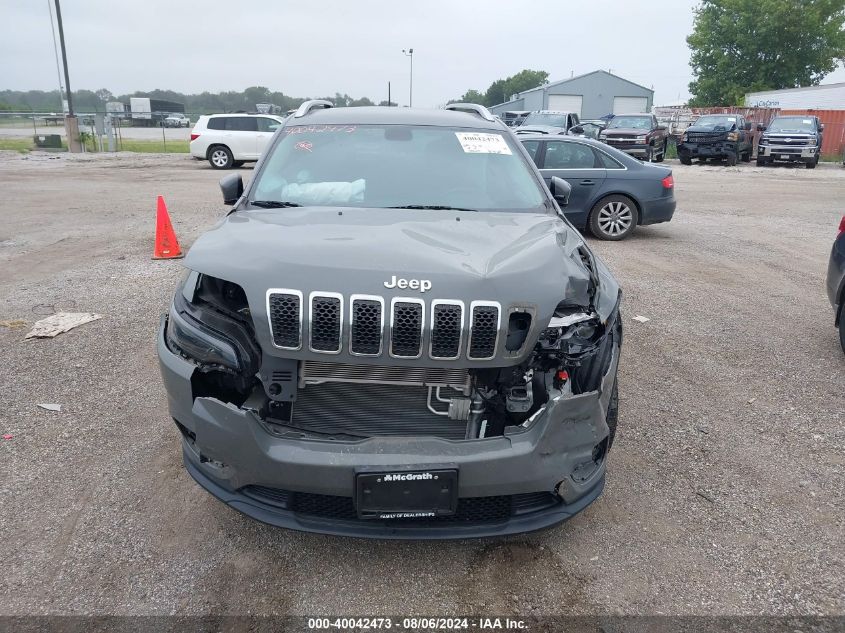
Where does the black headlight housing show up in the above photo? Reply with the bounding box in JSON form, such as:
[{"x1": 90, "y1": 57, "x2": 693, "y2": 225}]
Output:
[{"x1": 165, "y1": 274, "x2": 261, "y2": 376}]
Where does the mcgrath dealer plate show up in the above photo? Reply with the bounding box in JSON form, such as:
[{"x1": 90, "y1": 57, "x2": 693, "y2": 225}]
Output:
[{"x1": 356, "y1": 468, "x2": 458, "y2": 519}]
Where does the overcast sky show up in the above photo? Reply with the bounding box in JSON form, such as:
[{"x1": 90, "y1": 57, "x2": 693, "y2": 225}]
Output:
[{"x1": 3, "y1": 0, "x2": 845, "y2": 107}]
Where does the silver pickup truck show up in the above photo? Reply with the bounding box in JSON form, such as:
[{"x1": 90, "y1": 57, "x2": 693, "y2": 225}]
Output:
[{"x1": 756, "y1": 115, "x2": 823, "y2": 168}]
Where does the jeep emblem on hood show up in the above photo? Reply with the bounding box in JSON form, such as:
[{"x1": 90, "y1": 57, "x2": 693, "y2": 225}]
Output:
[{"x1": 384, "y1": 275, "x2": 432, "y2": 293}]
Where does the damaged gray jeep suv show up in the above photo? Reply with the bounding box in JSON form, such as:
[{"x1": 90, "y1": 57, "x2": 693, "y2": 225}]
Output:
[{"x1": 157, "y1": 101, "x2": 623, "y2": 538}]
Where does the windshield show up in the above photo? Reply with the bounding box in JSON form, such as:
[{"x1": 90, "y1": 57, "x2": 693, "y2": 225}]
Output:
[
  {"x1": 522, "y1": 113, "x2": 567, "y2": 127},
  {"x1": 250, "y1": 124, "x2": 545, "y2": 212},
  {"x1": 694, "y1": 115, "x2": 737, "y2": 128},
  {"x1": 608, "y1": 116, "x2": 651, "y2": 130},
  {"x1": 768, "y1": 117, "x2": 816, "y2": 132}
]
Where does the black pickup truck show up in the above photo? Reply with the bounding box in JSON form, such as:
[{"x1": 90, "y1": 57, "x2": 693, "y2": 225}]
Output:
[
  {"x1": 677, "y1": 114, "x2": 753, "y2": 166},
  {"x1": 756, "y1": 115, "x2": 823, "y2": 169}
]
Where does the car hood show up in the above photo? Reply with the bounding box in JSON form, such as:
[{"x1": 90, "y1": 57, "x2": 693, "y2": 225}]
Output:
[
  {"x1": 686, "y1": 123, "x2": 734, "y2": 133},
  {"x1": 604, "y1": 127, "x2": 648, "y2": 136},
  {"x1": 185, "y1": 208, "x2": 620, "y2": 361}
]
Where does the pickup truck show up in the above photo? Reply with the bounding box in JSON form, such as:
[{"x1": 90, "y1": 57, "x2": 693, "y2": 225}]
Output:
[
  {"x1": 677, "y1": 114, "x2": 753, "y2": 166},
  {"x1": 756, "y1": 115, "x2": 823, "y2": 169},
  {"x1": 598, "y1": 113, "x2": 668, "y2": 162}
]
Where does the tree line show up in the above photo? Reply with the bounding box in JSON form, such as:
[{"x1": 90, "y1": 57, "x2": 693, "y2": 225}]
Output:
[{"x1": 0, "y1": 87, "x2": 392, "y2": 114}]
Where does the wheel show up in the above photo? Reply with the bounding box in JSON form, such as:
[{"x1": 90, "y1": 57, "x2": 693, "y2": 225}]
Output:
[
  {"x1": 726, "y1": 151, "x2": 738, "y2": 166},
  {"x1": 208, "y1": 145, "x2": 233, "y2": 169},
  {"x1": 588, "y1": 195, "x2": 639, "y2": 241},
  {"x1": 231, "y1": 161, "x2": 245, "y2": 168},
  {"x1": 655, "y1": 140, "x2": 666, "y2": 162},
  {"x1": 645, "y1": 144, "x2": 654, "y2": 162},
  {"x1": 756, "y1": 156, "x2": 768, "y2": 167},
  {"x1": 839, "y1": 304, "x2": 845, "y2": 354},
  {"x1": 741, "y1": 150, "x2": 751, "y2": 162},
  {"x1": 680, "y1": 155, "x2": 692, "y2": 165},
  {"x1": 606, "y1": 378, "x2": 619, "y2": 449},
  {"x1": 806, "y1": 156, "x2": 818, "y2": 169}
]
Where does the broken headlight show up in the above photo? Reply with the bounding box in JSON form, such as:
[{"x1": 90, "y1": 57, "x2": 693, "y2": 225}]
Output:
[
  {"x1": 166, "y1": 303, "x2": 242, "y2": 371},
  {"x1": 165, "y1": 274, "x2": 260, "y2": 374},
  {"x1": 538, "y1": 305, "x2": 605, "y2": 359}
]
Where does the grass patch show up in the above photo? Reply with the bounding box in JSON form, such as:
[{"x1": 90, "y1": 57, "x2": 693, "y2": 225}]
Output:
[
  {"x1": 117, "y1": 139, "x2": 189, "y2": 153},
  {"x1": 0, "y1": 138, "x2": 34, "y2": 153},
  {"x1": 820, "y1": 153, "x2": 842, "y2": 164}
]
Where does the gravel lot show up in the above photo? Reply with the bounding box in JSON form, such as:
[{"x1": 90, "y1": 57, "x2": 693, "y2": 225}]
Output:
[{"x1": 0, "y1": 151, "x2": 842, "y2": 617}]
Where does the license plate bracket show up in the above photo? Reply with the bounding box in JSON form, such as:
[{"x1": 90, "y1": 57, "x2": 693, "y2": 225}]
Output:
[{"x1": 355, "y1": 467, "x2": 458, "y2": 519}]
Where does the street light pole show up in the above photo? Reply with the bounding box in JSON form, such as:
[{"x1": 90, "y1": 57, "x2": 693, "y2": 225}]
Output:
[{"x1": 402, "y1": 48, "x2": 414, "y2": 107}]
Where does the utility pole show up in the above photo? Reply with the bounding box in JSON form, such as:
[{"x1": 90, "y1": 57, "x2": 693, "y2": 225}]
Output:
[
  {"x1": 54, "y1": 0, "x2": 81, "y2": 152},
  {"x1": 388, "y1": 81, "x2": 391, "y2": 107},
  {"x1": 402, "y1": 48, "x2": 414, "y2": 107}
]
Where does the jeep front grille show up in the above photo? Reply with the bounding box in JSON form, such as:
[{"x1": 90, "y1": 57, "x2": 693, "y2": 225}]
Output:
[
  {"x1": 309, "y1": 294, "x2": 342, "y2": 353},
  {"x1": 390, "y1": 300, "x2": 424, "y2": 358},
  {"x1": 350, "y1": 296, "x2": 383, "y2": 356},
  {"x1": 468, "y1": 302, "x2": 500, "y2": 360},
  {"x1": 267, "y1": 290, "x2": 302, "y2": 349},
  {"x1": 267, "y1": 291, "x2": 505, "y2": 361}
]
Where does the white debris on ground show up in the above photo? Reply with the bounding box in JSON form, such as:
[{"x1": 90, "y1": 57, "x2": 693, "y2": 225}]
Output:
[
  {"x1": 24, "y1": 312, "x2": 102, "y2": 339},
  {"x1": 632, "y1": 315, "x2": 650, "y2": 323},
  {"x1": 36, "y1": 403, "x2": 62, "y2": 412}
]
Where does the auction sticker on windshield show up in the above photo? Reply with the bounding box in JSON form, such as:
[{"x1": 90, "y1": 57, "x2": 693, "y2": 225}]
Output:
[{"x1": 455, "y1": 132, "x2": 512, "y2": 155}]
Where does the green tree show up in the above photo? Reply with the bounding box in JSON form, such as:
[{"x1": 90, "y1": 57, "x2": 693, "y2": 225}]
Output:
[
  {"x1": 687, "y1": 0, "x2": 845, "y2": 106},
  {"x1": 454, "y1": 69, "x2": 549, "y2": 107}
]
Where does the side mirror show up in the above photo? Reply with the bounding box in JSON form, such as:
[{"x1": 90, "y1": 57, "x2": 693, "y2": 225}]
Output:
[
  {"x1": 656, "y1": 124, "x2": 667, "y2": 131},
  {"x1": 219, "y1": 173, "x2": 244, "y2": 205},
  {"x1": 550, "y1": 176, "x2": 572, "y2": 207},
  {"x1": 757, "y1": 124, "x2": 766, "y2": 132},
  {"x1": 569, "y1": 125, "x2": 584, "y2": 135},
  {"x1": 744, "y1": 122, "x2": 752, "y2": 131},
  {"x1": 819, "y1": 124, "x2": 825, "y2": 132}
]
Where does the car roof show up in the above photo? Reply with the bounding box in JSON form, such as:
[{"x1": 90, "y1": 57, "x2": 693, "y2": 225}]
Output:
[
  {"x1": 613, "y1": 113, "x2": 652, "y2": 117},
  {"x1": 286, "y1": 106, "x2": 505, "y2": 130},
  {"x1": 532, "y1": 110, "x2": 573, "y2": 115}
]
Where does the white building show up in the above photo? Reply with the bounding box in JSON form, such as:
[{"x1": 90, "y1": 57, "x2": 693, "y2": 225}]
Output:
[{"x1": 745, "y1": 83, "x2": 845, "y2": 110}]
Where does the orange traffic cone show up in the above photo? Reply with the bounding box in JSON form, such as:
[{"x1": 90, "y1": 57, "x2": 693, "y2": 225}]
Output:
[{"x1": 152, "y1": 195, "x2": 184, "y2": 260}]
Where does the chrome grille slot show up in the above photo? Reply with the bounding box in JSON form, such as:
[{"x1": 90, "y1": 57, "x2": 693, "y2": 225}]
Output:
[
  {"x1": 350, "y1": 296, "x2": 383, "y2": 356},
  {"x1": 468, "y1": 302, "x2": 500, "y2": 360},
  {"x1": 390, "y1": 299, "x2": 424, "y2": 358},
  {"x1": 301, "y1": 360, "x2": 470, "y2": 391},
  {"x1": 267, "y1": 290, "x2": 302, "y2": 349},
  {"x1": 309, "y1": 293, "x2": 342, "y2": 353},
  {"x1": 430, "y1": 301, "x2": 463, "y2": 360}
]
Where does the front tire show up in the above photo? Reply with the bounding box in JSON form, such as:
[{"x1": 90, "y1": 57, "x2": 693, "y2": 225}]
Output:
[
  {"x1": 655, "y1": 140, "x2": 667, "y2": 162},
  {"x1": 806, "y1": 156, "x2": 818, "y2": 169},
  {"x1": 589, "y1": 195, "x2": 639, "y2": 241},
  {"x1": 726, "y1": 151, "x2": 738, "y2": 166},
  {"x1": 756, "y1": 156, "x2": 768, "y2": 167},
  {"x1": 680, "y1": 154, "x2": 692, "y2": 165},
  {"x1": 208, "y1": 145, "x2": 233, "y2": 169},
  {"x1": 741, "y1": 150, "x2": 751, "y2": 162},
  {"x1": 840, "y1": 304, "x2": 845, "y2": 354}
]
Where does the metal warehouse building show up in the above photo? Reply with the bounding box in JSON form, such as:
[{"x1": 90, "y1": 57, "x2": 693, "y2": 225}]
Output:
[
  {"x1": 489, "y1": 70, "x2": 654, "y2": 119},
  {"x1": 746, "y1": 82, "x2": 845, "y2": 110}
]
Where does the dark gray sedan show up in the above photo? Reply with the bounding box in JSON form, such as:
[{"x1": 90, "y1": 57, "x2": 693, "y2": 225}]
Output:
[
  {"x1": 519, "y1": 135, "x2": 676, "y2": 240},
  {"x1": 826, "y1": 214, "x2": 845, "y2": 353}
]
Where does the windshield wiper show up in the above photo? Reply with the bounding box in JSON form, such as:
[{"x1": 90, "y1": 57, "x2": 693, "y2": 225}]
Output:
[
  {"x1": 248, "y1": 200, "x2": 302, "y2": 208},
  {"x1": 387, "y1": 204, "x2": 478, "y2": 212}
]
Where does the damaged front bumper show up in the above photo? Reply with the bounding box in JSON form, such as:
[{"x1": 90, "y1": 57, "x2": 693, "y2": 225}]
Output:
[
  {"x1": 158, "y1": 317, "x2": 618, "y2": 539},
  {"x1": 678, "y1": 141, "x2": 735, "y2": 159}
]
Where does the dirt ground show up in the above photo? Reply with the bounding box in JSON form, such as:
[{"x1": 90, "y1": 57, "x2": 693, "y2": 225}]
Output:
[{"x1": 0, "y1": 151, "x2": 843, "y2": 616}]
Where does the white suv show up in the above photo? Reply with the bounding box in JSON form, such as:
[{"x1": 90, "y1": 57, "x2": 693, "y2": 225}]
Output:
[{"x1": 190, "y1": 113, "x2": 286, "y2": 169}]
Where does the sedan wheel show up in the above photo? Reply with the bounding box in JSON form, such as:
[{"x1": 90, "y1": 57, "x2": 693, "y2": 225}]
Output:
[{"x1": 589, "y1": 195, "x2": 639, "y2": 241}]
